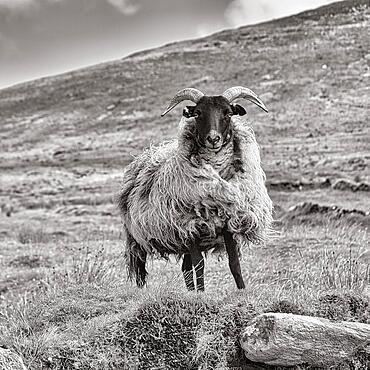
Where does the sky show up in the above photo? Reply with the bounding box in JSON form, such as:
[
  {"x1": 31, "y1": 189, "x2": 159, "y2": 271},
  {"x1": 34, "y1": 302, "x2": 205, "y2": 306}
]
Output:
[{"x1": 0, "y1": 0, "x2": 336, "y2": 88}]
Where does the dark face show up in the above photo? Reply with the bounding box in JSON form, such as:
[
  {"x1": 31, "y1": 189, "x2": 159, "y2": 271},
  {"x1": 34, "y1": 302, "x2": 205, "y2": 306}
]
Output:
[{"x1": 183, "y1": 96, "x2": 246, "y2": 151}]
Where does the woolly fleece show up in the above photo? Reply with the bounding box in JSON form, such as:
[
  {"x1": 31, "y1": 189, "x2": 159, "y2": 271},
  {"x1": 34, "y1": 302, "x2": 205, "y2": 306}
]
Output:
[{"x1": 119, "y1": 116, "x2": 273, "y2": 262}]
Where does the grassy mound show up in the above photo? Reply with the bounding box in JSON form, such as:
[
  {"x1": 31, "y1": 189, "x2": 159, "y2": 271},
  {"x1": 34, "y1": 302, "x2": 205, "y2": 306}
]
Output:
[
  {"x1": 1, "y1": 283, "x2": 253, "y2": 369},
  {"x1": 1, "y1": 280, "x2": 369, "y2": 370}
]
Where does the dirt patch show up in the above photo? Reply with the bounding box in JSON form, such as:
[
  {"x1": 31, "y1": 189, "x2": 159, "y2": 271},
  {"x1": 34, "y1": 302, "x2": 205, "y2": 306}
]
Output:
[
  {"x1": 332, "y1": 178, "x2": 370, "y2": 192},
  {"x1": 268, "y1": 178, "x2": 331, "y2": 191},
  {"x1": 8, "y1": 254, "x2": 51, "y2": 269},
  {"x1": 281, "y1": 201, "x2": 370, "y2": 227},
  {"x1": 269, "y1": 178, "x2": 370, "y2": 192}
]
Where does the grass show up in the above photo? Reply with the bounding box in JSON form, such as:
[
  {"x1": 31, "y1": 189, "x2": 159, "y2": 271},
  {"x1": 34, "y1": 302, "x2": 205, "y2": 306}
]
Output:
[
  {"x1": 1, "y1": 220, "x2": 369, "y2": 369},
  {"x1": 17, "y1": 227, "x2": 52, "y2": 245},
  {"x1": 54, "y1": 242, "x2": 125, "y2": 286}
]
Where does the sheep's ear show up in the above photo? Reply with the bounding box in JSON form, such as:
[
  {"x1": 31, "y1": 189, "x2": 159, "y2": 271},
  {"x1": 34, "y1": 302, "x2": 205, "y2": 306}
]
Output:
[
  {"x1": 183, "y1": 105, "x2": 195, "y2": 118},
  {"x1": 231, "y1": 104, "x2": 246, "y2": 116}
]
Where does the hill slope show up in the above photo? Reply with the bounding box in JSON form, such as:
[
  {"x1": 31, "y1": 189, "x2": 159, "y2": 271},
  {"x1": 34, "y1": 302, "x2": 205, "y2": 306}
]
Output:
[{"x1": 0, "y1": 0, "x2": 369, "y2": 236}]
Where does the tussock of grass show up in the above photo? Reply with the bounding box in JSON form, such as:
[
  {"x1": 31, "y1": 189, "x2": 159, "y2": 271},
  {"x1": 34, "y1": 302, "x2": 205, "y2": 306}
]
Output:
[
  {"x1": 317, "y1": 292, "x2": 369, "y2": 323},
  {"x1": 1, "y1": 282, "x2": 136, "y2": 369},
  {"x1": 17, "y1": 227, "x2": 52, "y2": 245},
  {"x1": 0, "y1": 348, "x2": 27, "y2": 370},
  {"x1": 60, "y1": 243, "x2": 125, "y2": 285}
]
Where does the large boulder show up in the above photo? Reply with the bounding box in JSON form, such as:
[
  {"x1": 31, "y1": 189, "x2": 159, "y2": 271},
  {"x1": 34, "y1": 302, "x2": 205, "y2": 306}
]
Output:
[{"x1": 241, "y1": 312, "x2": 370, "y2": 367}]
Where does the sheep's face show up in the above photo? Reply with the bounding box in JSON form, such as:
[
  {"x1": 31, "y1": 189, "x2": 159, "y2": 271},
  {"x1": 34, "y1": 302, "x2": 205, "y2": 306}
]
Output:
[{"x1": 183, "y1": 96, "x2": 246, "y2": 151}]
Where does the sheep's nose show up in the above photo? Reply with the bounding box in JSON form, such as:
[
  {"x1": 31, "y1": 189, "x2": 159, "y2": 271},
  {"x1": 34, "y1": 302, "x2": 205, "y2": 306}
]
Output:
[{"x1": 206, "y1": 134, "x2": 221, "y2": 145}]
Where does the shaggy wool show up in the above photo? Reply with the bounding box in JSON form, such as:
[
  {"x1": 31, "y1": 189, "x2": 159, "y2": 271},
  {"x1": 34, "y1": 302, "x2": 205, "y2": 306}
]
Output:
[{"x1": 119, "y1": 116, "x2": 273, "y2": 276}]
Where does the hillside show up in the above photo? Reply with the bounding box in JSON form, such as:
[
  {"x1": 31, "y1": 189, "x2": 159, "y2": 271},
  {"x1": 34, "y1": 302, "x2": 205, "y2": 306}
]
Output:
[
  {"x1": 0, "y1": 1, "x2": 370, "y2": 369},
  {"x1": 1, "y1": 0, "x2": 370, "y2": 241}
]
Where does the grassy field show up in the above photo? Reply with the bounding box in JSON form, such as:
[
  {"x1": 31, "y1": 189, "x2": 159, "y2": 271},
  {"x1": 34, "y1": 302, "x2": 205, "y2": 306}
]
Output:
[
  {"x1": 1, "y1": 221, "x2": 369, "y2": 369},
  {"x1": 1, "y1": 0, "x2": 370, "y2": 369}
]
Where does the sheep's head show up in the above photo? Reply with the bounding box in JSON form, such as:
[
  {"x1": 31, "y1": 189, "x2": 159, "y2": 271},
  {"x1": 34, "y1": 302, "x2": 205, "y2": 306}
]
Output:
[{"x1": 161, "y1": 86, "x2": 268, "y2": 151}]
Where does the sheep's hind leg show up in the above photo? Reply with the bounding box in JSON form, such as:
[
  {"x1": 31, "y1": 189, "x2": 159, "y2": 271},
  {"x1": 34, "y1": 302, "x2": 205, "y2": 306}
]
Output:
[
  {"x1": 135, "y1": 249, "x2": 147, "y2": 288},
  {"x1": 182, "y1": 254, "x2": 195, "y2": 291},
  {"x1": 223, "y1": 229, "x2": 245, "y2": 289},
  {"x1": 189, "y1": 242, "x2": 204, "y2": 291},
  {"x1": 126, "y1": 233, "x2": 148, "y2": 288}
]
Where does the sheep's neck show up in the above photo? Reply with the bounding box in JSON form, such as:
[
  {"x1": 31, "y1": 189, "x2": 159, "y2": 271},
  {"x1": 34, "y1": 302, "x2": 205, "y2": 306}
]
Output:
[
  {"x1": 197, "y1": 140, "x2": 236, "y2": 180},
  {"x1": 179, "y1": 123, "x2": 242, "y2": 180}
]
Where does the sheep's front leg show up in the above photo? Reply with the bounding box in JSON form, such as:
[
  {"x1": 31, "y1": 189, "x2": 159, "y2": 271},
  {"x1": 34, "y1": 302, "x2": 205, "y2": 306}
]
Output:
[
  {"x1": 223, "y1": 229, "x2": 245, "y2": 289},
  {"x1": 182, "y1": 254, "x2": 195, "y2": 291},
  {"x1": 189, "y1": 242, "x2": 205, "y2": 291}
]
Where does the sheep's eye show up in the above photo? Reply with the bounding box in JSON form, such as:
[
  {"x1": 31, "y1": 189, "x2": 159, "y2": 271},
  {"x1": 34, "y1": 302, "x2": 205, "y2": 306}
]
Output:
[
  {"x1": 226, "y1": 112, "x2": 233, "y2": 118},
  {"x1": 193, "y1": 111, "x2": 201, "y2": 118}
]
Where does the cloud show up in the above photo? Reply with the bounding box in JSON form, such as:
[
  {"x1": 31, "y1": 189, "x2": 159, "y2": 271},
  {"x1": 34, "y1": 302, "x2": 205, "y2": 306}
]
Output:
[
  {"x1": 225, "y1": 0, "x2": 334, "y2": 27},
  {"x1": 106, "y1": 0, "x2": 139, "y2": 15},
  {"x1": 0, "y1": 0, "x2": 62, "y2": 13},
  {"x1": 0, "y1": 0, "x2": 139, "y2": 15},
  {"x1": 0, "y1": 0, "x2": 35, "y2": 10}
]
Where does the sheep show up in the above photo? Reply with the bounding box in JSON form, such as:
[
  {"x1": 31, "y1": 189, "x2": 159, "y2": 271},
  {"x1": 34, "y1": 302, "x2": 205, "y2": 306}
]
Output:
[{"x1": 118, "y1": 86, "x2": 273, "y2": 291}]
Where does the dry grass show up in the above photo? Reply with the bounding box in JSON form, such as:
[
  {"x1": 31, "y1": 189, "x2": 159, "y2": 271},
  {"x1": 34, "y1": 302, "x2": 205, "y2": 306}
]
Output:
[
  {"x1": 56, "y1": 243, "x2": 125, "y2": 286},
  {"x1": 1, "y1": 220, "x2": 369, "y2": 369},
  {"x1": 17, "y1": 227, "x2": 52, "y2": 245}
]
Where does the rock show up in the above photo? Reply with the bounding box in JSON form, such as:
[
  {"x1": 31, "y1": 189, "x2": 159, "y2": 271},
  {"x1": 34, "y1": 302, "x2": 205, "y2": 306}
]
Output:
[
  {"x1": 240, "y1": 313, "x2": 370, "y2": 367},
  {"x1": 332, "y1": 178, "x2": 370, "y2": 192},
  {"x1": 267, "y1": 178, "x2": 331, "y2": 191},
  {"x1": 332, "y1": 178, "x2": 358, "y2": 191},
  {"x1": 285, "y1": 201, "x2": 366, "y2": 217},
  {"x1": 0, "y1": 203, "x2": 13, "y2": 217},
  {"x1": 356, "y1": 182, "x2": 370, "y2": 192}
]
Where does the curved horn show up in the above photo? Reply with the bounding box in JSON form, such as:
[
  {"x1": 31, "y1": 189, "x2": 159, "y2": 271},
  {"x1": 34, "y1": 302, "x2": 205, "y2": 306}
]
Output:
[
  {"x1": 222, "y1": 86, "x2": 268, "y2": 113},
  {"x1": 161, "y1": 88, "x2": 204, "y2": 117}
]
